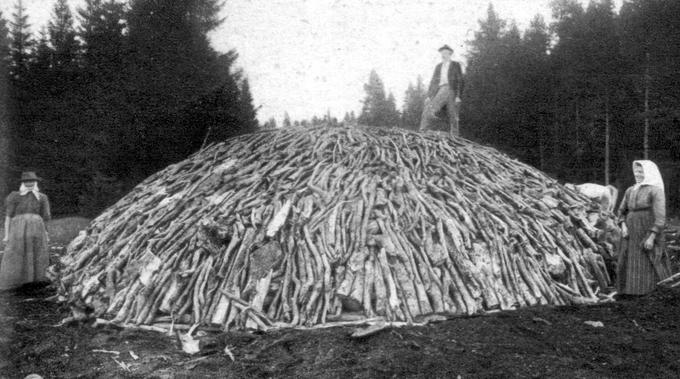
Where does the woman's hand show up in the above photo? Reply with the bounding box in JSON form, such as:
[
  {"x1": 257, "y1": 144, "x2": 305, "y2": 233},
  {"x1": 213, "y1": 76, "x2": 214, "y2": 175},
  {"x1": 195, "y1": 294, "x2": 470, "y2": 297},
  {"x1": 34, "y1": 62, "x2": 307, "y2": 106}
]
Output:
[
  {"x1": 643, "y1": 234, "x2": 655, "y2": 250},
  {"x1": 2, "y1": 235, "x2": 8, "y2": 243},
  {"x1": 621, "y1": 223, "x2": 628, "y2": 238}
]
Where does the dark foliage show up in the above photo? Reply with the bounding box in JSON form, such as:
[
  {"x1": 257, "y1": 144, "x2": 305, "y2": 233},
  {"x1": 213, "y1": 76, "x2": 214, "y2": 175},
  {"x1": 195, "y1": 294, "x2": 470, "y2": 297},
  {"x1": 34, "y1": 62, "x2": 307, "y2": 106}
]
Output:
[
  {"x1": 401, "y1": 76, "x2": 426, "y2": 130},
  {"x1": 1, "y1": 0, "x2": 258, "y2": 216},
  {"x1": 358, "y1": 70, "x2": 400, "y2": 127},
  {"x1": 0, "y1": 12, "x2": 9, "y2": 198},
  {"x1": 460, "y1": 1, "x2": 680, "y2": 212}
]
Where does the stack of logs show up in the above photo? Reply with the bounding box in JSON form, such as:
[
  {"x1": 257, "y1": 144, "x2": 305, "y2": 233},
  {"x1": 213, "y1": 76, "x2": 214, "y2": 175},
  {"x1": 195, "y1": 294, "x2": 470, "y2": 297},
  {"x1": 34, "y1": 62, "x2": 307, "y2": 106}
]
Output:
[{"x1": 52, "y1": 126, "x2": 614, "y2": 331}]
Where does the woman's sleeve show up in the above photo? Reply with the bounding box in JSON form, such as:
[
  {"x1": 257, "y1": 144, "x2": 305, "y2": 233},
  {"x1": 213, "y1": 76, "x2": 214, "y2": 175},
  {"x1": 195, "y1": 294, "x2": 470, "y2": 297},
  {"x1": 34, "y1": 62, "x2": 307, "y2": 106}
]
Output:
[
  {"x1": 649, "y1": 187, "x2": 665, "y2": 234},
  {"x1": 5, "y1": 193, "x2": 16, "y2": 218},
  {"x1": 616, "y1": 188, "x2": 629, "y2": 223},
  {"x1": 40, "y1": 195, "x2": 52, "y2": 222}
]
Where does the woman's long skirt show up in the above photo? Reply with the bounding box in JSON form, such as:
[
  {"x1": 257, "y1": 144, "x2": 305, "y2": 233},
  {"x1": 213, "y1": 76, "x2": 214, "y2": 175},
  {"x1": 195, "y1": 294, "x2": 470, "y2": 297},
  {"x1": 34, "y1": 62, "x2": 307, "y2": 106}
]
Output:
[
  {"x1": 617, "y1": 210, "x2": 671, "y2": 295},
  {"x1": 0, "y1": 214, "x2": 49, "y2": 290}
]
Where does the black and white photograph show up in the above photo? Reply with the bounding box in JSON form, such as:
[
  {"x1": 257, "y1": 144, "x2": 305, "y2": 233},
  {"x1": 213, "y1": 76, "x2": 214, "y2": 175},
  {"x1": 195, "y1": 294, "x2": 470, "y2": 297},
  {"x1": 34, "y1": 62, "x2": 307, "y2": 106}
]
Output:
[{"x1": 0, "y1": 0, "x2": 679, "y2": 377}]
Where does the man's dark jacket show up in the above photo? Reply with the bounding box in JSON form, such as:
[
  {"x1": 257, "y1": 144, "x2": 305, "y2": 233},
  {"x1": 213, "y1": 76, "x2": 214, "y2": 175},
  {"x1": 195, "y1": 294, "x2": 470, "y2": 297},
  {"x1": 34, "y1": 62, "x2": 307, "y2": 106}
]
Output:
[{"x1": 427, "y1": 61, "x2": 464, "y2": 98}]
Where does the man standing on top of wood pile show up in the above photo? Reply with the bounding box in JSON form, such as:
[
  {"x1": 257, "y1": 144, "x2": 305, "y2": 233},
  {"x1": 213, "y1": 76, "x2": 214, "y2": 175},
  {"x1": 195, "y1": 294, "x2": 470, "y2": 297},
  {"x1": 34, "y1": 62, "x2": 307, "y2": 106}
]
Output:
[{"x1": 419, "y1": 44, "x2": 464, "y2": 136}]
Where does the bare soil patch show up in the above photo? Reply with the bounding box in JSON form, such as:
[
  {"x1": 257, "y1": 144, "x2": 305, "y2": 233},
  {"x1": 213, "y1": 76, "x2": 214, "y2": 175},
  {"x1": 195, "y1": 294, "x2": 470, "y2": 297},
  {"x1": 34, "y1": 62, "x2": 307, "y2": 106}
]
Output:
[{"x1": 1, "y1": 282, "x2": 680, "y2": 378}]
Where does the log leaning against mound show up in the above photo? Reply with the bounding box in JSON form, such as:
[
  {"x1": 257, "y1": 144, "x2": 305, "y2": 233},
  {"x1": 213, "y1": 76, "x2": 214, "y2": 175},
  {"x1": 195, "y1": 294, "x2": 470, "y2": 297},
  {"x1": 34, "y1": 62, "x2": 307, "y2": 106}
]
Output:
[{"x1": 52, "y1": 126, "x2": 614, "y2": 331}]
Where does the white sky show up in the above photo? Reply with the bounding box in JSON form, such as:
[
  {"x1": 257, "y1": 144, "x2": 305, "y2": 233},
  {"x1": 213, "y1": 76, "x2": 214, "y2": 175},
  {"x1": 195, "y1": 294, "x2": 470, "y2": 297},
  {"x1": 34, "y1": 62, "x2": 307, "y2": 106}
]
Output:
[{"x1": 2, "y1": 0, "x2": 623, "y2": 123}]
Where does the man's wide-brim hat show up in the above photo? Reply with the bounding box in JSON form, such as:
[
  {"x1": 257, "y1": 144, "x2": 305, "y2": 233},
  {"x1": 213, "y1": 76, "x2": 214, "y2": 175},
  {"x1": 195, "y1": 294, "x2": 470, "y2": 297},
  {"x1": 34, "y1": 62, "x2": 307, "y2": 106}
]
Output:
[
  {"x1": 20, "y1": 171, "x2": 42, "y2": 182},
  {"x1": 438, "y1": 44, "x2": 453, "y2": 53}
]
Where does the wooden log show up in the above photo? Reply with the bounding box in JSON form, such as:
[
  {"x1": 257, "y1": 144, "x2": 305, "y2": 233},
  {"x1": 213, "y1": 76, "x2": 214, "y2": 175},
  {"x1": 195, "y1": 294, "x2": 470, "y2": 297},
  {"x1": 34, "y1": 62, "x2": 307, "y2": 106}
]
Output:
[
  {"x1": 362, "y1": 256, "x2": 376, "y2": 318},
  {"x1": 246, "y1": 270, "x2": 273, "y2": 329},
  {"x1": 376, "y1": 248, "x2": 401, "y2": 317},
  {"x1": 372, "y1": 253, "x2": 390, "y2": 318}
]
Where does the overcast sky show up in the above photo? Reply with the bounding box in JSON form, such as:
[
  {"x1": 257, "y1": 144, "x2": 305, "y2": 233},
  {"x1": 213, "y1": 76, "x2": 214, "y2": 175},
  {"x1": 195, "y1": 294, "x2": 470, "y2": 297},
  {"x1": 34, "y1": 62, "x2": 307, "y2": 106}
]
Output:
[{"x1": 2, "y1": 0, "x2": 623, "y2": 123}]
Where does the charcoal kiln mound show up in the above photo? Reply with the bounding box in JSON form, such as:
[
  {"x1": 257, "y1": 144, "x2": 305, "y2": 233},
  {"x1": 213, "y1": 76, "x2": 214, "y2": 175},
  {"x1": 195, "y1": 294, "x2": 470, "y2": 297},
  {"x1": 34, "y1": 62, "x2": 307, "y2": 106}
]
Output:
[{"x1": 53, "y1": 126, "x2": 613, "y2": 331}]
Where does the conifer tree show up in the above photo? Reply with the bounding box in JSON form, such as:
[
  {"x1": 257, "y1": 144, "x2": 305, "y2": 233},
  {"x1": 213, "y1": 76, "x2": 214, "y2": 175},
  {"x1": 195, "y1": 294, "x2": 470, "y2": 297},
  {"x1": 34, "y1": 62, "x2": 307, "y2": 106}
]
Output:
[
  {"x1": 401, "y1": 76, "x2": 427, "y2": 129},
  {"x1": 0, "y1": 12, "x2": 10, "y2": 197},
  {"x1": 8, "y1": 0, "x2": 32, "y2": 80},
  {"x1": 48, "y1": 0, "x2": 79, "y2": 71},
  {"x1": 358, "y1": 70, "x2": 400, "y2": 127}
]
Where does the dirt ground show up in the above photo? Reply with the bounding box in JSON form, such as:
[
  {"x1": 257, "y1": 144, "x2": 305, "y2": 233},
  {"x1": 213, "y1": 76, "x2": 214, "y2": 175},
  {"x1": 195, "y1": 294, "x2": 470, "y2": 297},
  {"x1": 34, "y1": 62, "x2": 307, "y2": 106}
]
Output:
[
  {"x1": 1, "y1": 278, "x2": 680, "y2": 378},
  {"x1": 1, "y1": 220, "x2": 679, "y2": 378}
]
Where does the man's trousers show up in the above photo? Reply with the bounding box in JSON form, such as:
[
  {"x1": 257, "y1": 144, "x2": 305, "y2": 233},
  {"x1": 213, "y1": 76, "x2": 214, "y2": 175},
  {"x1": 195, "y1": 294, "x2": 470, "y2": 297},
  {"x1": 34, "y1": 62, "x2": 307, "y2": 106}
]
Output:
[{"x1": 419, "y1": 85, "x2": 459, "y2": 136}]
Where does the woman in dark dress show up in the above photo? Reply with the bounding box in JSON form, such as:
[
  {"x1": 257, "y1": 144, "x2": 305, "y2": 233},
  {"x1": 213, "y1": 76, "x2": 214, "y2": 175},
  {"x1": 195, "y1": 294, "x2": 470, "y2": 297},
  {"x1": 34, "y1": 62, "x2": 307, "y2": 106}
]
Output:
[
  {"x1": 0, "y1": 172, "x2": 51, "y2": 290},
  {"x1": 617, "y1": 160, "x2": 670, "y2": 295}
]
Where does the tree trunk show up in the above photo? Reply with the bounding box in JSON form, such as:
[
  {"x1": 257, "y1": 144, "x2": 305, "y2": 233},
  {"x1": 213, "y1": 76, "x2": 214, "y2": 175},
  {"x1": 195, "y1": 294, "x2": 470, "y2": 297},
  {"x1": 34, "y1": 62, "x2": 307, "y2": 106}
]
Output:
[
  {"x1": 0, "y1": 123, "x2": 7, "y2": 200},
  {"x1": 604, "y1": 97, "x2": 610, "y2": 186},
  {"x1": 0, "y1": 70, "x2": 8, "y2": 200},
  {"x1": 539, "y1": 126, "x2": 545, "y2": 171},
  {"x1": 575, "y1": 101, "x2": 581, "y2": 176},
  {"x1": 552, "y1": 93, "x2": 559, "y2": 176},
  {"x1": 644, "y1": 52, "x2": 650, "y2": 159}
]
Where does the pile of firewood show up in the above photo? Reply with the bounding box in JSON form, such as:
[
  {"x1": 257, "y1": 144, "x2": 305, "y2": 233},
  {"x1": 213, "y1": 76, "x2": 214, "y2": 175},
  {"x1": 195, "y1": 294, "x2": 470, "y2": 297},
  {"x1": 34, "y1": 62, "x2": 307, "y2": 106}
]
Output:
[
  {"x1": 663, "y1": 226, "x2": 680, "y2": 275},
  {"x1": 666, "y1": 228, "x2": 680, "y2": 254},
  {"x1": 52, "y1": 126, "x2": 613, "y2": 331}
]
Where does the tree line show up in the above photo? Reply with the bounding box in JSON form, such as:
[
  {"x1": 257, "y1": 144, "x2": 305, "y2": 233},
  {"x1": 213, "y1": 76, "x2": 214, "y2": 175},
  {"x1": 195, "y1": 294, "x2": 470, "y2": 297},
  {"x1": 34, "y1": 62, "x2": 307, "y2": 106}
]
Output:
[
  {"x1": 351, "y1": 70, "x2": 425, "y2": 130},
  {"x1": 355, "y1": 0, "x2": 680, "y2": 212},
  {"x1": 0, "y1": 0, "x2": 258, "y2": 216},
  {"x1": 271, "y1": 70, "x2": 425, "y2": 131},
  {"x1": 2, "y1": 0, "x2": 678, "y2": 216}
]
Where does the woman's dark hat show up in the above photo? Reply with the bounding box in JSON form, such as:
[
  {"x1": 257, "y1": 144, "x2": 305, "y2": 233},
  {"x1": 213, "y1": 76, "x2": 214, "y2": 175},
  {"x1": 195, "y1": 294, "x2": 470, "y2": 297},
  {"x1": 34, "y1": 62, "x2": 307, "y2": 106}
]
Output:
[
  {"x1": 20, "y1": 171, "x2": 42, "y2": 182},
  {"x1": 438, "y1": 44, "x2": 453, "y2": 53}
]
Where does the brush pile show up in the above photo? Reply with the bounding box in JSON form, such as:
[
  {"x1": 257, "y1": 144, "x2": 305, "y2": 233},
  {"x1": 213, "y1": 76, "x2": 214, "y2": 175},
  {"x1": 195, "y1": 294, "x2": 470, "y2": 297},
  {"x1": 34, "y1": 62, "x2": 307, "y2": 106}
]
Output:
[{"x1": 53, "y1": 126, "x2": 613, "y2": 331}]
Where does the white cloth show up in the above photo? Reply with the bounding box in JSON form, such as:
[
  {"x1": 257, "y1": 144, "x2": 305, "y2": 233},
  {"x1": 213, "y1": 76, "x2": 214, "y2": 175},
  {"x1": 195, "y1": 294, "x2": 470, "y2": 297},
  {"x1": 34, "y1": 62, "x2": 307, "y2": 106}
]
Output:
[
  {"x1": 439, "y1": 60, "x2": 450, "y2": 86},
  {"x1": 575, "y1": 183, "x2": 609, "y2": 198},
  {"x1": 19, "y1": 183, "x2": 40, "y2": 199},
  {"x1": 632, "y1": 160, "x2": 664, "y2": 192},
  {"x1": 573, "y1": 183, "x2": 618, "y2": 213}
]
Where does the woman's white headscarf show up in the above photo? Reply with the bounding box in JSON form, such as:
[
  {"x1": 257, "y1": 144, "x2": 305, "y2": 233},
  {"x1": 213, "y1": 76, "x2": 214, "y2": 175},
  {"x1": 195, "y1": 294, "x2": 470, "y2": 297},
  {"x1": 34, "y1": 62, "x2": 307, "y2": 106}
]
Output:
[
  {"x1": 19, "y1": 182, "x2": 40, "y2": 199},
  {"x1": 633, "y1": 160, "x2": 664, "y2": 192}
]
